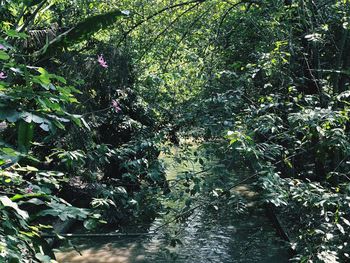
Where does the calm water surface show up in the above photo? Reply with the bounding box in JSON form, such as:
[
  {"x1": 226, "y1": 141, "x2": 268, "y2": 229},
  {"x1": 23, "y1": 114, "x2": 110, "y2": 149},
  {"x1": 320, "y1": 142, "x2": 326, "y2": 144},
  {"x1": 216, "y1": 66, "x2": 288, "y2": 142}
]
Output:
[{"x1": 55, "y1": 146, "x2": 290, "y2": 263}]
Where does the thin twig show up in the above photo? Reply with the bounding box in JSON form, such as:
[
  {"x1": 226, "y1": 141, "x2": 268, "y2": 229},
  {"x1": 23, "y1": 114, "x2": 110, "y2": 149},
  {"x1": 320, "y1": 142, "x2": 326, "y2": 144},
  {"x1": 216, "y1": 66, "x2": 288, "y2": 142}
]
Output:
[
  {"x1": 136, "y1": 2, "x2": 201, "y2": 63},
  {"x1": 117, "y1": 0, "x2": 206, "y2": 46},
  {"x1": 18, "y1": 0, "x2": 48, "y2": 32},
  {"x1": 163, "y1": 4, "x2": 213, "y2": 70}
]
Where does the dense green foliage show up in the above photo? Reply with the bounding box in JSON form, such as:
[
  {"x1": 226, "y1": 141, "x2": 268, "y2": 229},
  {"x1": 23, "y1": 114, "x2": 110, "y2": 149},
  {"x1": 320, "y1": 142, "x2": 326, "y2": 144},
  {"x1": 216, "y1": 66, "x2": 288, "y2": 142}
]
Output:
[{"x1": 1, "y1": 0, "x2": 350, "y2": 262}]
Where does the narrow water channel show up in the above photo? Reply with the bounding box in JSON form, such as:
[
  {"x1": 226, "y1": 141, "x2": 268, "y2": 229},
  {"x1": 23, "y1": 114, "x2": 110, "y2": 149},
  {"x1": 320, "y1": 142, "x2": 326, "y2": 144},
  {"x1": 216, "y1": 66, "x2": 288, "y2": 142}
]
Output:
[{"x1": 55, "y1": 145, "x2": 290, "y2": 263}]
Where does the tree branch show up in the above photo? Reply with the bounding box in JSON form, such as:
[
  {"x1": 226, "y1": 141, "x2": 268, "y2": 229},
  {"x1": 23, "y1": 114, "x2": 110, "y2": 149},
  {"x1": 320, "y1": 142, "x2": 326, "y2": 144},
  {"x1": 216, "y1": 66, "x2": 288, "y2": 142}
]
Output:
[
  {"x1": 117, "y1": 0, "x2": 206, "y2": 46},
  {"x1": 137, "y1": 2, "x2": 202, "y2": 63},
  {"x1": 18, "y1": 0, "x2": 48, "y2": 32}
]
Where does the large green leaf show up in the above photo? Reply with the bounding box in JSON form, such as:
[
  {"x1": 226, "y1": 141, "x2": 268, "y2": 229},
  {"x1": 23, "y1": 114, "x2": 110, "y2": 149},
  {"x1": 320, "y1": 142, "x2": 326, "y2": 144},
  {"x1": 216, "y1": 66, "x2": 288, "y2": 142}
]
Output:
[
  {"x1": 0, "y1": 196, "x2": 29, "y2": 219},
  {"x1": 0, "y1": 50, "x2": 10, "y2": 60},
  {"x1": 35, "y1": 9, "x2": 128, "y2": 57},
  {"x1": 5, "y1": 29, "x2": 27, "y2": 39},
  {"x1": 0, "y1": 109, "x2": 21, "y2": 122},
  {"x1": 17, "y1": 121, "x2": 34, "y2": 153}
]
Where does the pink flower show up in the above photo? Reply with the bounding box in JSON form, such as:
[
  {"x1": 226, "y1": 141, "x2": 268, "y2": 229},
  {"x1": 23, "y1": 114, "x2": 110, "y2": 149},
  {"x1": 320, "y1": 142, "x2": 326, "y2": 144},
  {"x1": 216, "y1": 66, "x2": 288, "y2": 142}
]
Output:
[
  {"x1": 25, "y1": 186, "x2": 33, "y2": 194},
  {"x1": 98, "y1": 54, "x2": 108, "y2": 68},
  {"x1": 0, "y1": 72, "x2": 7, "y2": 79},
  {"x1": 112, "y1": 100, "x2": 121, "y2": 113},
  {"x1": 0, "y1": 44, "x2": 5, "y2": 50}
]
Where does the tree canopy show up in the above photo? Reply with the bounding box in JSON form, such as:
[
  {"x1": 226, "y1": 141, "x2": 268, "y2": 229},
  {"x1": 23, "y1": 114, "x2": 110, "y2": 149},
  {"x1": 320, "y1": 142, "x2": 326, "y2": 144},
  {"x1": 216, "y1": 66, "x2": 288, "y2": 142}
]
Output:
[{"x1": 1, "y1": 0, "x2": 350, "y2": 262}]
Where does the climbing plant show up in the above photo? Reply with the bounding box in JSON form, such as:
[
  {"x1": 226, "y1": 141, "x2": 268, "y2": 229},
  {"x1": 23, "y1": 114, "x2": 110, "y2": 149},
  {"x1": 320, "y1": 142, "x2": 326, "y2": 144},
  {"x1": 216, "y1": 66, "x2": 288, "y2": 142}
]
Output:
[{"x1": 1, "y1": 0, "x2": 350, "y2": 262}]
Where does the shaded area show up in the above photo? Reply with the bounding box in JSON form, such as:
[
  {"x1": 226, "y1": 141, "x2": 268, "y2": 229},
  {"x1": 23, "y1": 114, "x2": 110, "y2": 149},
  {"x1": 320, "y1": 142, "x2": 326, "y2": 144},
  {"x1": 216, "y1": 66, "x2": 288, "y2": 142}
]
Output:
[
  {"x1": 55, "y1": 146, "x2": 290, "y2": 262},
  {"x1": 56, "y1": 195, "x2": 289, "y2": 262}
]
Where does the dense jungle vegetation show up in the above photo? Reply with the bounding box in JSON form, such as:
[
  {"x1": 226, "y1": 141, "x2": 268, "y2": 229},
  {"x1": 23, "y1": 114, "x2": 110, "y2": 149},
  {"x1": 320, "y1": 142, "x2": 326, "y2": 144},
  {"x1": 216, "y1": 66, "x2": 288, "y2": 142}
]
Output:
[{"x1": 0, "y1": 0, "x2": 350, "y2": 262}]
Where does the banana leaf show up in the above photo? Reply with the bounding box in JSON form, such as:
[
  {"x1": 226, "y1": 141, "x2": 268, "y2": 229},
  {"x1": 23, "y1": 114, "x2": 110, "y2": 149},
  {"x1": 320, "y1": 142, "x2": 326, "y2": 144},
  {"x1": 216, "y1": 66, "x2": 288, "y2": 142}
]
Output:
[{"x1": 34, "y1": 9, "x2": 128, "y2": 58}]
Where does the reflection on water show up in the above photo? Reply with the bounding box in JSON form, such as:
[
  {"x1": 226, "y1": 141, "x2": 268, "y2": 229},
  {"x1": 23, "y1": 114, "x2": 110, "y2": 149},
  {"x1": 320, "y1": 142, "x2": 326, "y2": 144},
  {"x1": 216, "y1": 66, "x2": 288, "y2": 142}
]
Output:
[{"x1": 55, "y1": 146, "x2": 290, "y2": 263}]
